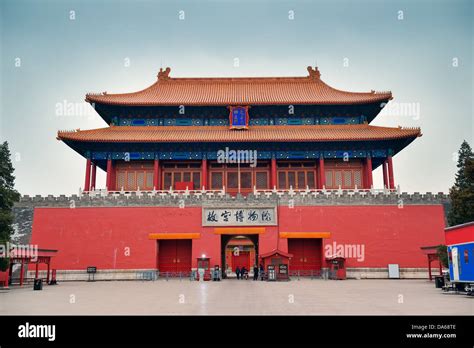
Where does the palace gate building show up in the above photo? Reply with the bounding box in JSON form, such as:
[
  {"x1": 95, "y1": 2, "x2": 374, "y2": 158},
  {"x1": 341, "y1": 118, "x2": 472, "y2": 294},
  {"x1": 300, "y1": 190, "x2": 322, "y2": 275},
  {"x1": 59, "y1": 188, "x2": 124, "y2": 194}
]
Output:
[{"x1": 18, "y1": 66, "x2": 448, "y2": 280}]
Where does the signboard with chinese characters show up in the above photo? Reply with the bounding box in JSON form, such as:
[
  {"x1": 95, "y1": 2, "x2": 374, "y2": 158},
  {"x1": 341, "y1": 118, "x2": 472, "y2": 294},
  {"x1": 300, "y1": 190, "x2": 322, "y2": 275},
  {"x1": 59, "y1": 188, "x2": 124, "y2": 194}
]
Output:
[
  {"x1": 202, "y1": 207, "x2": 277, "y2": 226},
  {"x1": 229, "y1": 106, "x2": 249, "y2": 129}
]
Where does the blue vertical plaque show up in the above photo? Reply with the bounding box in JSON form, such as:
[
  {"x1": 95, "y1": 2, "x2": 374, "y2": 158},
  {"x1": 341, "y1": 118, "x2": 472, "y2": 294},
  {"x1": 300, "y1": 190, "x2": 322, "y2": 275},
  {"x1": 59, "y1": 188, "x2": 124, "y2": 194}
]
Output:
[{"x1": 230, "y1": 107, "x2": 248, "y2": 129}]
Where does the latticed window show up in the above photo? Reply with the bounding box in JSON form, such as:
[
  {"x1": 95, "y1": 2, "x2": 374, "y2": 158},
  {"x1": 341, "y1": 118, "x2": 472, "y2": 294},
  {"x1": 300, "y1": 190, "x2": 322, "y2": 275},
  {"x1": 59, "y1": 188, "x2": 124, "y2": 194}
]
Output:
[
  {"x1": 334, "y1": 171, "x2": 342, "y2": 188},
  {"x1": 343, "y1": 171, "x2": 351, "y2": 188},
  {"x1": 173, "y1": 172, "x2": 182, "y2": 183},
  {"x1": 256, "y1": 172, "x2": 268, "y2": 189},
  {"x1": 161, "y1": 162, "x2": 202, "y2": 190},
  {"x1": 307, "y1": 172, "x2": 315, "y2": 189},
  {"x1": 278, "y1": 172, "x2": 286, "y2": 189},
  {"x1": 325, "y1": 171, "x2": 333, "y2": 187},
  {"x1": 146, "y1": 172, "x2": 154, "y2": 189},
  {"x1": 241, "y1": 172, "x2": 252, "y2": 189},
  {"x1": 297, "y1": 172, "x2": 306, "y2": 189},
  {"x1": 117, "y1": 172, "x2": 126, "y2": 190},
  {"x1": 127, "y1": 172, "x2": 136, "y2": 189},
  {"x1": 227, "y1": 172, "x2": 238, "y2": 188},
  {"x1": 136, "y1": 172, "x2": 145, "y2": 189},
  {"x1": 211, "y1": 172, "x2": 223, "y2": 189},
  {"x1": 192, "y1": 172, "x2": 201, "y2": 189},
  {"x1": 354, "y1": 170, "x2": 362, "y2": 188},
  {"x1": 325, "y1": 167, "x2": 364, "y2": 189},
  {"x1": 288, "y1": 172, "x2": 296, "y2": 188},
  {"x1": 164, "y1": 173, "x2": 172, "y2": 189}
]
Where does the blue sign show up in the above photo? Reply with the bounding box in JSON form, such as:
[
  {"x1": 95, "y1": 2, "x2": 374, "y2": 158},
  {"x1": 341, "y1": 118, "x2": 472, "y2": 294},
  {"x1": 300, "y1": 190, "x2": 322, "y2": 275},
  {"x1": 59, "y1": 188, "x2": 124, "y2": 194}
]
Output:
[{"x1": 231, "y1": 107, "x2": 247, "y2": 128}]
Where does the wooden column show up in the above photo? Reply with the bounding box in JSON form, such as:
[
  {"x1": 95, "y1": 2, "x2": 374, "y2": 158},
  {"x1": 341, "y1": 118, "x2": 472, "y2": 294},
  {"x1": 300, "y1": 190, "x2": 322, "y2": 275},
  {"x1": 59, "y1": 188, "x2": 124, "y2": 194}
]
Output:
[
  {"x1": 153, "y1": 159, "x2": 160, "y2": 190},
  {"x1": 318, "y1": 157, "x2": 325, "y2": 189},
  {"x1": 202, "y1": 158, "x2": 208, "y2": 190},
  {"x1": 9, "y1": 262, "x2": 13, "y2": 284},
  {"x1": 35, "y1": 262, "x2": 39, "y2": 279},
  {"x1": 382, "y1": 160, "x2": 388, "y2": 189},
  {"x1": 19, "y1": 261, "x2": 24, "y2": 287},
  {"x1": 270, "y1": 158, "x2": 277, "y2": 189},
  {"x1": 91, "y1": 163, "x2": 97, "y2": 190},
  {"x1": 428, "y1": 258, "x2": 432, "y2": 281},
  {"x1": 106, "y1": 158, "x2": 112, "y2": 191},
  {"x1": 46, "y1": 262, "x2": 50, "y2": 284},
  {"x1": 366, "y1": 156, "x2": 373, "y2": 189},
  {"x1": 84, "y1": 158, "x2": 91, "y2": 192},
  {"x1": 387, "y1": 155, "x2": 395, "y2": 189}
]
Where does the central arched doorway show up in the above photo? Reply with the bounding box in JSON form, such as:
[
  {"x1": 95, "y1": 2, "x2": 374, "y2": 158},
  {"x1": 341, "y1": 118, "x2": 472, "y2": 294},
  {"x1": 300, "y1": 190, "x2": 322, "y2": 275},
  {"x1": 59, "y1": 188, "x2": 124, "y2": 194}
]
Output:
[{"x1": 221, "y1": 235, "x2": 258, "y2": 278}]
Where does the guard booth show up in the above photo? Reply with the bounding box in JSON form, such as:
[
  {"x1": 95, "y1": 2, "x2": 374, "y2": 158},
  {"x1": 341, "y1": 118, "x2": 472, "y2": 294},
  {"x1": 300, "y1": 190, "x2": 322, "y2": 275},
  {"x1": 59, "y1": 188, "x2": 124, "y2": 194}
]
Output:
[
  {"x1": 259, "y1": 249, "x2": 292, "y2": 281},
  {"x1": 326, "y1": 257, "x2": 346, "y2": 280},
  {"x1": 6, "y1": 247, "x2": 58, "y2": 287},
  {"x1": 197, "y1": 257, "x2": 210, "y2": 281}
]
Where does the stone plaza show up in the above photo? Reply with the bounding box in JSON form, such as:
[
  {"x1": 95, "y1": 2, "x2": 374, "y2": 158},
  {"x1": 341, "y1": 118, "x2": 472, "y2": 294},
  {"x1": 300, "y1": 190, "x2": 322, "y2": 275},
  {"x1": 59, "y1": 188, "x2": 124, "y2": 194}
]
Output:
[{"x1": 1, "y1": 279, "x2": 472, "y2": 315}]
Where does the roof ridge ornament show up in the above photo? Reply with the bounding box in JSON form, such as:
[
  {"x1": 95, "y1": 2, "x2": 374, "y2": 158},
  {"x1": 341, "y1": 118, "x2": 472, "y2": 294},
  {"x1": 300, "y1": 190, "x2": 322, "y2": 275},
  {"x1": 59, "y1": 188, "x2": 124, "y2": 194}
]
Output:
[
  {"x1": 157, "y1": 67, "x2": 171, "y2": 81},
  {"x1": 307, "y1": 66, "x2": 321, "y2": 80}
]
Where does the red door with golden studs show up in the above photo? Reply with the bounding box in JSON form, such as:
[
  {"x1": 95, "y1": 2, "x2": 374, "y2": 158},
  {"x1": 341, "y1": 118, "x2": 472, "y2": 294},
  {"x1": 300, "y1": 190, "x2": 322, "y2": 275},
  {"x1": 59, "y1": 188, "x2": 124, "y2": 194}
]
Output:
[
  {"x1": 158, "y1": 240, "x2": 192, "y2": 273},
  {"x1": 288, "y1": 239, "x2": 322, "y2": 272}
]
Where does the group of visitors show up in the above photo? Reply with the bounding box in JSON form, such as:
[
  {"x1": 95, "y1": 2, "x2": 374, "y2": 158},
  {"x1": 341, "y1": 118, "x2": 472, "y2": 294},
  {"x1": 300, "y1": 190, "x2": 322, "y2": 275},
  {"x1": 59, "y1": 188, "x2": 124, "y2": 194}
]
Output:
[{"x1": 235, "y1": 264, "x2": 265, "y2": 280}]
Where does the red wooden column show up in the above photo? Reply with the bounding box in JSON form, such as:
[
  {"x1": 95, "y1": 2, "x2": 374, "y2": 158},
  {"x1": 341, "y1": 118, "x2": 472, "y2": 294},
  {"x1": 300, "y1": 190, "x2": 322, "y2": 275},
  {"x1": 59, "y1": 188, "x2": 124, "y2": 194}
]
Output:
[
  {"x1": 153, "y1": 158, "x2": 160, "y2": 190},
  {"x1": 35, "y1": 262, "x2": 39, "y2": 279},
  {"x1": 3, "y1": 265, "x2": 10, "y2": 289},
  {"x1": 46, "y1": 262, "x2": 50, "y2": 283},
  {"x1": 318, "y1": 156, "x2": 325, "y2": 189},
  {"x1": 202, "y1": 158, "x2": 208, "y2": 190},
  {"x1": 428, "y1": 257, "x2": 432, "y2": 281},
  {"x1": 366, "y1": 156, "x2": 373, "y2": 189},
  {"x1": 382, "y1": 160, "x2": 388, "y2": 189},
  {"x1": 91, "y1": 163, "x2": 97, "y2": 190},
  {"x1": 19, "y1": 261, "x2": 24, "y2": 287},
  {"x1": 270, "y1": 157, "x2": 277, "y2": 189},
  {"x1": 8, "y1": 262, "x2": 13, "y2": 284},
  {"x1": 387, "y1": 155, "x2": 395, "y2": 189},
  {"x1": 84, "y1": 158, "x2": 91, "y2": 192},
  {"x1": 106, "y1": 158, "x2": 113, "y2": 191}
]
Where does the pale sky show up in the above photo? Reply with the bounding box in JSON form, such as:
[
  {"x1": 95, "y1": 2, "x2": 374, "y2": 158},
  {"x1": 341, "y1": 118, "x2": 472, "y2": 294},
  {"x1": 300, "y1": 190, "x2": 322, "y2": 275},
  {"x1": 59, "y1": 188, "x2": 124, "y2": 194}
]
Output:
[{"x1": 1, "y1": 0, "x2": 472, "y2": 196}]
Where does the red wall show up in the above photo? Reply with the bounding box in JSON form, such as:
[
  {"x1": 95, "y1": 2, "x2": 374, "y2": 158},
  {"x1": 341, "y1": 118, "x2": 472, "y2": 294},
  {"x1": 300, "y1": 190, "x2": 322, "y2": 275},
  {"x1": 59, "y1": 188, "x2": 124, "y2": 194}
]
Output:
[
  {"x1": 445, "y1": 224, "x2": 474, "y2": 245},
  {"x1": 31, "y1": 207, "x2": 201, "y2": 270},
  {"x1": 279, "y1": 205, "x2": 446, "y2": 268},
  {"x1": 30, "y1": 205, "x2": 446, "y2": 271}
]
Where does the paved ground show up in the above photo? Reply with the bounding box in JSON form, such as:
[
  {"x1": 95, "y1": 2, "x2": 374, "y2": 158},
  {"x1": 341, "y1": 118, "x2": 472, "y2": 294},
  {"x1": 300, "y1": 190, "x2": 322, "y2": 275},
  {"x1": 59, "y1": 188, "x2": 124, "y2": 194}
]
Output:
[{"x1": 0, "y1": 279, "x2": 472, "y2": 315}]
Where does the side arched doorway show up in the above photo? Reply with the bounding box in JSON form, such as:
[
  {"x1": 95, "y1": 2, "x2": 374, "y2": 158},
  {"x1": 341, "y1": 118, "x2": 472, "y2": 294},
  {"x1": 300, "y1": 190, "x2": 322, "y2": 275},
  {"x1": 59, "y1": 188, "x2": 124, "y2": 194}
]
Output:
[{"x1": 221, "y1": 235, "x2": 258, "y2": 279}]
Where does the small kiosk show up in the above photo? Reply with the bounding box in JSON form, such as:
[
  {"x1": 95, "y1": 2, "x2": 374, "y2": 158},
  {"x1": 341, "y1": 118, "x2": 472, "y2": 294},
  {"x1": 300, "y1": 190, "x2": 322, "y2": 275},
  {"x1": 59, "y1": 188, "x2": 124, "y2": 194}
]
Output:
[
  {"x1": 5, "y1": 247, "x2": 58, "y2": 287},
  {"x1": 196, "y1": 257, "x2": 210, "y2": 281},
  {"x1": 259, "y1": 249, "x2": 292, "y2": 281},
  {"x1": 326, "y1": 257, "x2": 346, "y2": 280}
]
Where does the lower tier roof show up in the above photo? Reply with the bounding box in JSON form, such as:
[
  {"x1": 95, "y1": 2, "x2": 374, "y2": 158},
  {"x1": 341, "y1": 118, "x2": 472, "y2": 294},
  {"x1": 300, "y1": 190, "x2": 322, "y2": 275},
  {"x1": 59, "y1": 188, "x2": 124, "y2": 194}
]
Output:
[{"x1": 57, "y1": 124, "x2": 421, "y2": 143}]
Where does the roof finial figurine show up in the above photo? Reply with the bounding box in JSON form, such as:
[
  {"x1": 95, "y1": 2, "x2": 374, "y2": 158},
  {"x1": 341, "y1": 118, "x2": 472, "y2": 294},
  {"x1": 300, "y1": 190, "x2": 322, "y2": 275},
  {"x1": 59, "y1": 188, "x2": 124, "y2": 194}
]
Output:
[
  {"x1": 307, "y1": 66, "x2": 321, "y2": 79},
  {"x1": 158, "y1": 67, "x2": 171, "y2": 81}
]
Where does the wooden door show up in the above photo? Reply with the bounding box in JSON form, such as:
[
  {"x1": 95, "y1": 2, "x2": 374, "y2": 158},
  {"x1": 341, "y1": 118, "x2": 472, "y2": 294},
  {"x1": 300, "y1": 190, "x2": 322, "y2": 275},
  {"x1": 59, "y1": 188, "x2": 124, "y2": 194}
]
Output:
[
  {"x1": 288, "y1": 239, "x2": 322, "y2": 271},
  {"x1": 232, "y1": 251, "x2": 250, "y2": 271},
  {"x1": 159, "y1": 240, "x2": 192, "y2": 273},
  {"x1": 176, "y1": 240, "x2": 192, "y2": 272}
]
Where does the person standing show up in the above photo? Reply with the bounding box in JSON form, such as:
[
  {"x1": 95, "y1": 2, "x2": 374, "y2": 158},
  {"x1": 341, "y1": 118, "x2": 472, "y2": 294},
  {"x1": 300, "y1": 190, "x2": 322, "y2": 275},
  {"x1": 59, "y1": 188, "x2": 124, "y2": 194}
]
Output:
[
  {"x1": 235, "y1": 266, "x2": 241, "y2": 280},
  {"x1": 253, "y1": 265, "x2": 259, "y2": 281},
  {"x1": 259, "y1": 263, "x2": 264, "y2": 281}
]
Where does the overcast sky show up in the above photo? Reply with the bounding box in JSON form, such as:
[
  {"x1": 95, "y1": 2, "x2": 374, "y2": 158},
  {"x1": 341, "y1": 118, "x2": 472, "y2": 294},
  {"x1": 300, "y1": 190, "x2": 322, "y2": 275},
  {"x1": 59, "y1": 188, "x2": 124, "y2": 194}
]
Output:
[{"x1": 0, "y1": 0, "x2": 472, "y2": 196}]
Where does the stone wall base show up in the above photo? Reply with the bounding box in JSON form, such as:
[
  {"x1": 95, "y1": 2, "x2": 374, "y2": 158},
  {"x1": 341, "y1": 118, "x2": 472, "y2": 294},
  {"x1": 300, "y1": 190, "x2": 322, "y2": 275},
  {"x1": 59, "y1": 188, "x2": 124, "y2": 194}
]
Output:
[
  {"x1": 26, "y1": 269, "x2": 157, "y2": 282},
  {"x1": 346, "y1": 267, "x2": 435, "y2": 279},
  {"x1": 26, "y1": 267, "x2": 435, "y2": 281}
]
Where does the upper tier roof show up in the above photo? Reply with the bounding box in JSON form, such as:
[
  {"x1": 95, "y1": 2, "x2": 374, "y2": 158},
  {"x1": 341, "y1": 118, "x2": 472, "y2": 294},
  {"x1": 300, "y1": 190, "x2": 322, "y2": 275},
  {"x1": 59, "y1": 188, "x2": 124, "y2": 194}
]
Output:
[
  {"x1": 85, "y1": 66, "x2": 392, "y2": 106},
  {"x1": 57, "y1": 124, "x2": 420, "y2": 143}
]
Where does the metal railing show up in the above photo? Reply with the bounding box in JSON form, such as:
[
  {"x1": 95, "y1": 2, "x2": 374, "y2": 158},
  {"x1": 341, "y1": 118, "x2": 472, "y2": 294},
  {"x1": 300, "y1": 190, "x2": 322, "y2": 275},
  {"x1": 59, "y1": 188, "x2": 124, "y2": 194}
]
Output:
[{"x1": 289, "y1": 270, "x2": 325, "y2": 280}]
